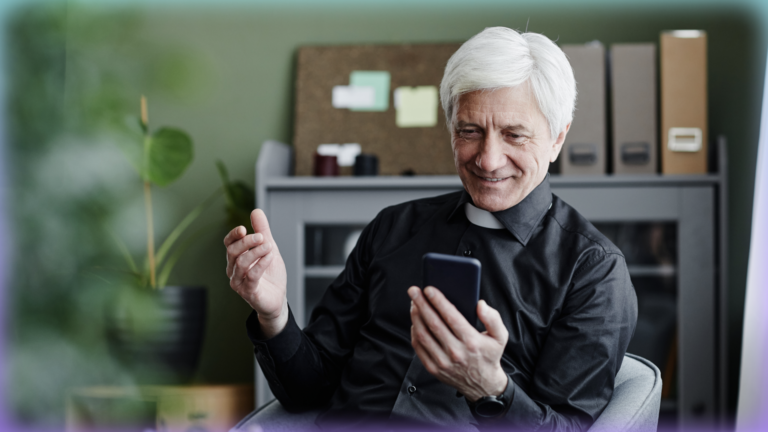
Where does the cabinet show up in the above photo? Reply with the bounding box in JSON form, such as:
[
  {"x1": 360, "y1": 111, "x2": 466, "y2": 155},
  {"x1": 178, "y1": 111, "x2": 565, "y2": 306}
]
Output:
[{"x1": 253, "y1": 141, "x2": 728, "y2": 428}]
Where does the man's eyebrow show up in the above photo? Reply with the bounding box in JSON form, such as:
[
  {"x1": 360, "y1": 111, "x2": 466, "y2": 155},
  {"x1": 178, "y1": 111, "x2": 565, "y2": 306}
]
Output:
[
  {"x1": 501, "y1": 124, "x2": 532, "y2": 134},
  {"x1": 455, "y1": 121, "x2": 482, "y2": 129}
]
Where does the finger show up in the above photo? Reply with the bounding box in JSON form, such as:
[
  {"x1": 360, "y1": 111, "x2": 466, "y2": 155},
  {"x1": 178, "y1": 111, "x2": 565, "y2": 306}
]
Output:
[
  {"x1": 477, "y1": 300, "x2": 509, "y2": 344},
  {"x1": 226, "y1": 233, "x2": 265, "y2": 278},
  {"x1": 411, "y1": 316, "x2": 442, "y2": 376},
  {"x1": 423, "y1": 286, "x2": 477, "y2": 341},
  {"x1": 409, "y1": 287, "x2": 462, "y2": 351},
  {"x1": 230, "y1": 240, "x2": 273, "y2": 286},
  {"x1": 223, "y1": 225, "x2": 247, "y2": 247},
  {"x1": 250, "y1": 209, "x2": 275, "y2": 244},
  {"x1": 411, "y1": 302, "x2": 452, "y2": 369}
]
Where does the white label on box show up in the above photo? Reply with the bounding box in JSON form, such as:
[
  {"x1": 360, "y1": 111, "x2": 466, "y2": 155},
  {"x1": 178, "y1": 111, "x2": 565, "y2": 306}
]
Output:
[{"x1": 668, "y1": 127, "x2": 702, "y2": 152}]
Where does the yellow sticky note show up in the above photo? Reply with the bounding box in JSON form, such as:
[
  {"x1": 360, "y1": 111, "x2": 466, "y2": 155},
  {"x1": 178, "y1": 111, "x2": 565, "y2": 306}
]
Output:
[{"x1": 395, "y1": 86, "x2": 438, "y2": 128}]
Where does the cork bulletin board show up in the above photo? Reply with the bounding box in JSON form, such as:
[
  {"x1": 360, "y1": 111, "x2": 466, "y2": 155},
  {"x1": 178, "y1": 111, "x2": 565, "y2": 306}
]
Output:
[{"x1": 293, "y1": 44, "x2": 462, "y2": 176}]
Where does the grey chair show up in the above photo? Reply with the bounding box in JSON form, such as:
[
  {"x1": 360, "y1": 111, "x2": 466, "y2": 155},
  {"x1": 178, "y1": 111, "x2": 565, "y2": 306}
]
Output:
[
  {"x1": 234, "y1": 353, "x2": 662, "y2": 432},
  {"x1": 589, "y1": 354, "x2": 662, "y2": 432}
]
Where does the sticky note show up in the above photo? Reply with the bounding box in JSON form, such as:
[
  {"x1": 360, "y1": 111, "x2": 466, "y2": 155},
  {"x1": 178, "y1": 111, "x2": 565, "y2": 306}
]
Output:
[
  {"x1": 394, "y1": 86, "x2": 438, "y2": 128},
  {"x1": 332, "y1": 86, "x2": 375, "y2": 109},
  {"x1": 349, "y1": 71, "x2": 390, "y2": 112}
]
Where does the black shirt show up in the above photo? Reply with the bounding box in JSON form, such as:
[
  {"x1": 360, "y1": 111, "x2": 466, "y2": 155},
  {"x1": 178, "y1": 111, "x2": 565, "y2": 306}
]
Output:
[{"x1": 247, "y1": 175, "x2": 637, "y2": 431}]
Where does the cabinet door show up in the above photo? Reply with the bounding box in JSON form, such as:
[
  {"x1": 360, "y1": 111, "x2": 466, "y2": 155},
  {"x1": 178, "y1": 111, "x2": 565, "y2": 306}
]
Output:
[{"x1": 554, "y1": 185, "x2": 716, "y2": 426}]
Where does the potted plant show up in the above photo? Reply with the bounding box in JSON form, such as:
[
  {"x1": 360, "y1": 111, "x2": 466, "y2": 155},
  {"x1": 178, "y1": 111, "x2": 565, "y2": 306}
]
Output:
[{"x1": 105, "y1": 96, "x2": 217, "y2": 384}]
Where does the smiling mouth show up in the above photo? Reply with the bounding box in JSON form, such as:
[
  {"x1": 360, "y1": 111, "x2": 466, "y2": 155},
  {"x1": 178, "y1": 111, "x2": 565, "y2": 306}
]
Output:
[{"x1": 473, "y1": 172, "x2": 510, "y2": 183}]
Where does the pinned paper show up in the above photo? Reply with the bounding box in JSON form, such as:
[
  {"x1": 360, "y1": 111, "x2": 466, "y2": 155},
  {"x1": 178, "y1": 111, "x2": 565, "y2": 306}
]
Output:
[
  {"x1": 394, "y1": 86, "x2": 438, "y2": 128},
  {"x1": 316, "y1": 143, "x2": 361, "y2": 167},
  {"x1": 332, "y1": 86, "x2": 376, "y2": 109},
  {"x1": 349, "y1": 71, "x2": 390, "y2": 112}
]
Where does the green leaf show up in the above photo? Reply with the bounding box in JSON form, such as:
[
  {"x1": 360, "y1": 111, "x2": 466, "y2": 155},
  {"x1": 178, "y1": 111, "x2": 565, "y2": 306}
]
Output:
[
  {"x1": 228, "y1": 180, "x2": 255, "y2": 213},
  {"x1": 216, "y1": 159, "x2": 255, "y2": 231},
  {"x1": 215, "y1": 159, "x2": 230, "y2": 185},
  {"x1": 156, "y1": 223, "x2": 214, "y2": 288},
  {"x1": 144, "y1": 127, "x2": 193, "y2": 186},
  {"x1": 155, "y1": 187, "x2": 221, "y2": 268}
]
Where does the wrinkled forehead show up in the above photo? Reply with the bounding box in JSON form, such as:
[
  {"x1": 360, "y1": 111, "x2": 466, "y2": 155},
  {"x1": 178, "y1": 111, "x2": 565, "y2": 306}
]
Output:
[{"x1": 453, "y1": 86, "x2": 544, "y2": 128}]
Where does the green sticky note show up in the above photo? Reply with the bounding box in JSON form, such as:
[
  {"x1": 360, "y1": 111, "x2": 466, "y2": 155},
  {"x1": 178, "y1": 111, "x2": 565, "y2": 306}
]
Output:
[
  {"x1": 349, "y1": 71, "x2": 390, "y2": 112},
  {"x1": 395, "y1": 86, "x2": 438, "y2": 128}
]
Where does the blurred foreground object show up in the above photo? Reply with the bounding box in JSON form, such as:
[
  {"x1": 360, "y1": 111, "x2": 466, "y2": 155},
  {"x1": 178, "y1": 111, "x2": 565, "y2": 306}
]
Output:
[{"x1": 67, "y1": 384, "x2": 253, "y2": 432}]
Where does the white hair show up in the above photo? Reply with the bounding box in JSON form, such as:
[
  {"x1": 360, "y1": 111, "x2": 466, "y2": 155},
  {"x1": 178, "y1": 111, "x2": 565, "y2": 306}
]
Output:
[{"x1": 440, "y1": 27, "x2": 576, "y2": 139}]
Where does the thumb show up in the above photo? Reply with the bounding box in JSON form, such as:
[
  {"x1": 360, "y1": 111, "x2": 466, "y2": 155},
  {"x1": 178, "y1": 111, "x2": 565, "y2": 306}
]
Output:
[
  {"x1": 477, "y1": 300, "x2": 508, "y2": 344},
  {"x1": 250, "y1": 209, "x2": 275, "y2": 243}
]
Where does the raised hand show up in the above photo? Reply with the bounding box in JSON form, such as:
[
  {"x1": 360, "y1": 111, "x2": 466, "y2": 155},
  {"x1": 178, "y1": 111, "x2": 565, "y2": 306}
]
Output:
[{"x1": 224, "y1": 209, "x2": 288, "y2": 338}]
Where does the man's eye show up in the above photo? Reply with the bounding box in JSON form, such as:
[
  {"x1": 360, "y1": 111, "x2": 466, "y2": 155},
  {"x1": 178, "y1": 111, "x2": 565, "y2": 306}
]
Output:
[
  {"x1": 458, "y1": 129, "x2": 481, "y2": 138},
  {"x1": 505, "y1": 133, "x2": 527, "y2": 143}
]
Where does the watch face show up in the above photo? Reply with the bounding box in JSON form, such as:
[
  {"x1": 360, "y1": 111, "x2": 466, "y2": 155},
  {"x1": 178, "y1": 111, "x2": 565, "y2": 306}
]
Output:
[{"x1": 475, "y1": 398, "x2": 506, "y2": 418}]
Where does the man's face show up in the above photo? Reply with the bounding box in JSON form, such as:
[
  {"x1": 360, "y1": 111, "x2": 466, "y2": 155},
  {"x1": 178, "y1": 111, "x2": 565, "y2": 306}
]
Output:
[{"x1": 451, "y1": 85, "x2": 569, "y2": 212}]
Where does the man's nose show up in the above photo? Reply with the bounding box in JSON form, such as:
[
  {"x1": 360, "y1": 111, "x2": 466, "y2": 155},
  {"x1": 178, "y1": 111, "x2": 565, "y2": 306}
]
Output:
[{"x1": 475, "y1": 135, "x2": 507, "y2": 173}]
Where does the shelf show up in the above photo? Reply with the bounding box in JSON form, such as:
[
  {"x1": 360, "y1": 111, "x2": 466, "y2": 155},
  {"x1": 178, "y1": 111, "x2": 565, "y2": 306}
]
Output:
[
  {"x1": 307, "y1": 265, "x2": 675, "y2": 278},
  {"x1": 265, "y1": 173, "x2": 723, "y2": 191},
  {"x1": 627, "y1": 265, "x2": 677, "y2": 277},
  {"x1": 305, "y1": 266, "x2": 345, "y2": 278}
]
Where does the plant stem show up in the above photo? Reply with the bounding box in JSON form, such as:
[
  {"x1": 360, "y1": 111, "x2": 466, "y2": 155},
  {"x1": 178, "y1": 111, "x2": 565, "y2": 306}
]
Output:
[
  {"x1": 141, "y1": 95, "x2": 157, "y2": 289},
  {"x1": 144, "y1": 180, "x2": 156, "y2": 289}
]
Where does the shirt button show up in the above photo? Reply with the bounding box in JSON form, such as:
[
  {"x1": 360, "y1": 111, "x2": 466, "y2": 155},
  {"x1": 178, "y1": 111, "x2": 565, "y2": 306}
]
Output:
[
  {"x1": 408, "y1": 385, "x2": 417, "y2": 394},
  {"x1": 463, "y1": 250, "x2": 472, "y2": 257}
]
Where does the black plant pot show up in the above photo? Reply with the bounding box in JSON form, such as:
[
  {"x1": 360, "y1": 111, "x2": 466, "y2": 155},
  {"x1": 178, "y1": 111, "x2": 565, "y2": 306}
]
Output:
[{"x1": 105, "y1": 286, "x2": 207, "y2": 385}]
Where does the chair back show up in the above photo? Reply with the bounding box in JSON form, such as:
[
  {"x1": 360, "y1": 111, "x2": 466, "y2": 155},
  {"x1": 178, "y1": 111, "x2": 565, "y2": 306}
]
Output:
[{"x1": 589, "y1": 353, "x2": 662, "y2": 432}]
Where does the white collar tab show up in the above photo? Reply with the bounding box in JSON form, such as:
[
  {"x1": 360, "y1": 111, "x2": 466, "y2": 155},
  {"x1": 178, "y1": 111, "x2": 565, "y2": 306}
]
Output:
[{"x1": 464, "y1": 203, "x2": 505, "y2": 229}]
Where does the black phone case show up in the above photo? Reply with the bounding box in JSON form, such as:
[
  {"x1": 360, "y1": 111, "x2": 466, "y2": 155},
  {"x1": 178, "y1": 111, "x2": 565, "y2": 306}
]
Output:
[{"x1": 422, "y1": 252, "x2": 482, "y2": 325}]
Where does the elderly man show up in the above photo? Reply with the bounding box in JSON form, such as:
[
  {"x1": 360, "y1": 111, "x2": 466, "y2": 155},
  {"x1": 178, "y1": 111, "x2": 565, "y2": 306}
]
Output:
[{"x1": 225, "y1": 27, "x2": 637, "y2": 431}]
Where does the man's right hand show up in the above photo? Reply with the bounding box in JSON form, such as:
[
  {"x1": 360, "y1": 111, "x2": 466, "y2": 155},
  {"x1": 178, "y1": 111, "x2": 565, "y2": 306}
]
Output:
[{"x1": 225, "y1": 209, "x2": 289, "y2": 338}]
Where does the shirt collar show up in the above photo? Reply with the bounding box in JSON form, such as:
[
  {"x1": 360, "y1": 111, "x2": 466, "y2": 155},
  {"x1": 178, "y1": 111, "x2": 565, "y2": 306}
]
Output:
[{"x1": 448, "y1": 174, "x2": 553, "y2": 246}]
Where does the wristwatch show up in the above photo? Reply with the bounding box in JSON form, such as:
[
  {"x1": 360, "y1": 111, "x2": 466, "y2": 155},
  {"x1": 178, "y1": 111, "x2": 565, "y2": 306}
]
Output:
[{"x1": 467, "y1": 375, "x2": 514, "y2": 419}]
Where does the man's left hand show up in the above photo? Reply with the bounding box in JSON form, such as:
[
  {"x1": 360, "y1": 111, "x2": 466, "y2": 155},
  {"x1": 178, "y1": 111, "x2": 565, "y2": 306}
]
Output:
[{"x1": 408, "y1": 286, "x2": 509, "y2": 402}]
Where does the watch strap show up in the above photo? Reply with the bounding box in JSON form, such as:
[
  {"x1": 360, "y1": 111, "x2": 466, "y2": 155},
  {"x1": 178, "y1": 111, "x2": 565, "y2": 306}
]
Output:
[{"x1": 468, "y1": 374, "x2": 514, "y2": 420}]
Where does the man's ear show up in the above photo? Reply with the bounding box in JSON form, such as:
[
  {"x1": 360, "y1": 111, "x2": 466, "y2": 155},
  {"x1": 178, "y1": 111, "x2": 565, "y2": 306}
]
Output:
[{"x1": 550, "y1": 123, "x2": 571, "y2": 163}]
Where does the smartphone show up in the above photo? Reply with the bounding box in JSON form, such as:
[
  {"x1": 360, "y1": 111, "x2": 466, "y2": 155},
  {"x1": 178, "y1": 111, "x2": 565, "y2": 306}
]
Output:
[{"x1": 422, "y1": 252, "x2": 482, "y2": 325}]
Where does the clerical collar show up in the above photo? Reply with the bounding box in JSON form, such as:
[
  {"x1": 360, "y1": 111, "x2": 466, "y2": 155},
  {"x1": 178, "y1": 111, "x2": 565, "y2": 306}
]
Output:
[
  {"x1": 464, "y1": 203, "x2": 505, "y2": 229},
  {"x1": 449, "y1": 174, "x2": 553, "y2": 246}
]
